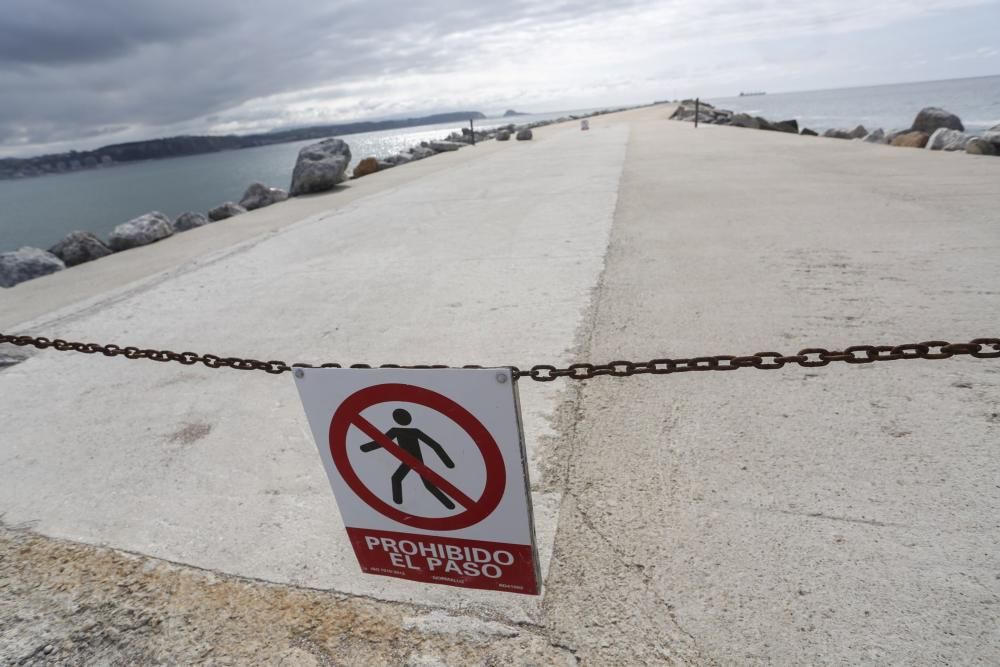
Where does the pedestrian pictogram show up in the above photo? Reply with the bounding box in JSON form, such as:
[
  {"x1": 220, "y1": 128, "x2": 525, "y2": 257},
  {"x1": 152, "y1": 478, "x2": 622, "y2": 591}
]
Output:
[
  {"x1": 294, "y1": 368, "x2": 541, "y2": 595},
  {"x1": 361, "y1": 408, "x2": 457, "y2": 508}
]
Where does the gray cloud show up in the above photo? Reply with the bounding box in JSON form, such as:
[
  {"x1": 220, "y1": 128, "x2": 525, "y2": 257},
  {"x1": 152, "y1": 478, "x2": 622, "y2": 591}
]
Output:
[{"x1": 1, "y1": 0, "x2": 996, "y2": 156}]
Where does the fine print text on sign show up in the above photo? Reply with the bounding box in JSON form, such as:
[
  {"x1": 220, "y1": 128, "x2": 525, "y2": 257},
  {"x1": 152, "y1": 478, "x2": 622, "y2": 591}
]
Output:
[{"x1": 294, "y1": 368, "x2": 541, "y2": 595}]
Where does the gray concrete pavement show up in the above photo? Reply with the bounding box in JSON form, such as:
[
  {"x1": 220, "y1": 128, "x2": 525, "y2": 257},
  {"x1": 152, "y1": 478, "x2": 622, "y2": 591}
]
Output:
[
  {"x1": 2, "y1": 106, "x2": 999, "y2": 664},
  {"x1": 0, "y1": 121, "x2": 630, "y2": 624},
  {"x1": 543, "y1": 110, "x2": 1000, "y2": 663}
]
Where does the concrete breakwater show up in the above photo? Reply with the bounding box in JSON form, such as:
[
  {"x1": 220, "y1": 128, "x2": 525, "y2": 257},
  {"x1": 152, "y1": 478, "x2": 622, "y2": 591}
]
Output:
[
  {"x1": 0, "y1": 109, "x2": 624, "y2": 289},
  {"x1": 670, "y1": 99, "x2": 1000, "y2": 155}
]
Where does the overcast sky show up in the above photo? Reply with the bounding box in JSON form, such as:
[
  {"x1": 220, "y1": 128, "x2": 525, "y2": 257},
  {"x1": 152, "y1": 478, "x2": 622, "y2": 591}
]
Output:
[{"x1": 2, "y1": 0, "x2": 998, "y2": 157}]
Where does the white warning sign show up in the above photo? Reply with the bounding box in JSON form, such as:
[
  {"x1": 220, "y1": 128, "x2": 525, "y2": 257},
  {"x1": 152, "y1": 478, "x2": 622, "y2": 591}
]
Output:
[{"x1": 294, "y1": 367, "x2": 541, "y2": 594}]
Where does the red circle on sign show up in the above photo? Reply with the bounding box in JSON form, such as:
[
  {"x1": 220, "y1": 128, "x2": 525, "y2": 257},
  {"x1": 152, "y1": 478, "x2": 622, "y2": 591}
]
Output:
[{"x1": 329, "y1": 383, "x2": 506, "y2": 531}]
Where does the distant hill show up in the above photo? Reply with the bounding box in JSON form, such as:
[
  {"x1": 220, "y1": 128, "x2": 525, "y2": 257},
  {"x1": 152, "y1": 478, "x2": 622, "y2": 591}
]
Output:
[
  {"x1": 503, "y1": 109, "x2": 528, "y2": 117},
  {"x1": 0, "y1": 111, "x2": 487, "y2": 180}
]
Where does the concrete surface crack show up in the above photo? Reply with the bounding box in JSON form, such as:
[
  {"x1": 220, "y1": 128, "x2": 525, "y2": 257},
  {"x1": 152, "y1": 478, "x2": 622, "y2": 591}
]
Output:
[
  {"x1": 768, "y1": 507, "x2": 905, "y2": 528},
  {"x1": 571, "y1": 498, "x2": 710, "y2": 662}
]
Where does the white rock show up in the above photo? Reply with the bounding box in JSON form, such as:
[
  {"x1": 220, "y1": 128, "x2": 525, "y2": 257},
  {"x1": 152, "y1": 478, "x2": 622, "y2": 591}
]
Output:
[
  {"x1": 926, "y1": 128, "x2": 971, "y2": 151},
  {"x1": 289, "y1": 138, "x2": 352, "y2": 196},
  {"x1": 239, "y1": 182, "x2": 288, "y2": 210},
  {"x1": 173, "y1": 211, "x2": 210, "y2": 232},
  {"x1": 428, "y1": 141, "x2": 463, "y2": 152},
  {"x1": 0, "y1": 247, "x2": 66, "y2": 287},
  {"x1": 407, "y1": 146, "x2": 436, "y2": 160},
  {"x1": 108, "y1": 212, "x2": 174, "y2": 251},
  {"x1": 207, "y1": 202, "x2": 247, "y2": 221}
]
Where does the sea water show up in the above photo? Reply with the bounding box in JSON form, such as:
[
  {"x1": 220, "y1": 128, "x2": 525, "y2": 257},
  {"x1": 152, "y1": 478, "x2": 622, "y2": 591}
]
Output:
[
  {"x1": 706, "y1": 75, "x2": 999, "y2": 135},
  {"x1": 0, "y1": 109, "x2": 601, "y2": 252}
]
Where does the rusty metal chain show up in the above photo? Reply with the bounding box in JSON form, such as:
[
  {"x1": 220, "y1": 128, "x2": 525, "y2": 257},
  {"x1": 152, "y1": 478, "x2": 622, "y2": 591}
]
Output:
[{"x1": 1, "y1": 333, "x2": 997, "y2": 381}]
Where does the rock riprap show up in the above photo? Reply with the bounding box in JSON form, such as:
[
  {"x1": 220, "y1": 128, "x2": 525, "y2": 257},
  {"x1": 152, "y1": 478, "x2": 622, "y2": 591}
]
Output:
[
  {"x1": 108, "y1": 212, "x2": 174, "y2": 251},
  {"x1": 983, "y1": 124, "x2": 1000, "y2": 148},
  {"x1": 862, "y1": 129, "x2": 887, "y2": 144},
  {"x1": 173, "y1": 211, "x2": 210, "y2": 232},
  {"x1": 289, "y1": 138, "x2": 351, "y2": 196},
  {"x1": 496, "y1": 129, "x2": 511, "y2": 141},
  {"x1": 516, "y1": 129, "x2": 533, "y2": 140},
  {"x1": 890, "y1": 131, "x2": 930, "y2": 148},
  {"x1": 353, "y1": 157, "x2": 379, "y2": 178},
  {"x1": 239, "y1": 182, "x2": 288, "y2": 210},
  {"x1": 48, "y1": 231, "x2": 112, "y2": 266},
  {"x1": 428, "y1": 141, "x2": 462, "y2": 152},
  {"x1": 965, "y1": 137, "x2": 997, "y2": 156},
  {"x1": 911, "y1": 107, "x2": 964, "y2": 134},
  {"x1": 770, "y1": 120, "x2": 799, "y2": 134},
  {"x1": 0, "y1": 247, "x2": 66, "y2": 288},
  {"x1": 207, "y1": 202, "x2": 247, "y2": 221},
  {"x1": 926, "y1": 128, "x2": 971, "y2": 151}
]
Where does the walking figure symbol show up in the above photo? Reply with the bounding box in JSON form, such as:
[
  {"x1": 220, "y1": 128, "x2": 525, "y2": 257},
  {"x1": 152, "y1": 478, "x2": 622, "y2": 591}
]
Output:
[{"x1": 360, "y1": 408, "x2": 457, "y2": 509}]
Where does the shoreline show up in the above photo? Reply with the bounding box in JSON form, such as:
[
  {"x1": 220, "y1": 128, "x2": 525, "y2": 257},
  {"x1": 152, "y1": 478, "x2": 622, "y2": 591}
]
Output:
[
  {"x1": 0, "y1": 108, "x2": 630, "y2": 291},
  {"x1": 0, "y1": 108, "x2": 632, "y2": 328},
  {"x1": 669, "y1": 98, "x2": 1000, "y2": 153}
]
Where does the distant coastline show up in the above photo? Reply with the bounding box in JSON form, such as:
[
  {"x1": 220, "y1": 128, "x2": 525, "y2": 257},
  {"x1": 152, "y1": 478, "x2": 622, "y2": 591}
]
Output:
[{"x1": 0, "y1": 111, "x2": 487, "y2": 181}]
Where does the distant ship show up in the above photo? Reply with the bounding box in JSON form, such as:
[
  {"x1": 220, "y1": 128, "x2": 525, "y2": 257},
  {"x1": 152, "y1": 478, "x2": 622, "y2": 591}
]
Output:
[{"x1": 739, "y1": 91, "x2": 766, "y2": 97}]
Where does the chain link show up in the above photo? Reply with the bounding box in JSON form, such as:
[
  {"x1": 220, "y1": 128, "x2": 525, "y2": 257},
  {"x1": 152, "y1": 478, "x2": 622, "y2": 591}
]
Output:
[{"x1": 1, "y1": 332, "x2": 997, "y2": 381}]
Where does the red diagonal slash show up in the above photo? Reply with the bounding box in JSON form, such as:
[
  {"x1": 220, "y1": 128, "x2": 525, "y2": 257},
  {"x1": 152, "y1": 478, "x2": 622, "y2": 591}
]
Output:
[{"x1": 351, "y1": 414, "x2": 477, "y2": 509}]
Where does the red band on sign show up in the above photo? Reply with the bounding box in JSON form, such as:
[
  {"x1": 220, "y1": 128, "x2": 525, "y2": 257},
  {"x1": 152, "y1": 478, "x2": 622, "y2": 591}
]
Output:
[{"x1": 346, "y1": 527, "x2": 540, "y2": 595}]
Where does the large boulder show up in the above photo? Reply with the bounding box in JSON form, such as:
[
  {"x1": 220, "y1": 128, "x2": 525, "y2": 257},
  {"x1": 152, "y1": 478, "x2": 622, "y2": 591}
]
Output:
[
  {"x1": 770, "y1": 119, "x2": 799, "y2": 134},
  {"x1": 207, "y1": 202, "x2": 247, "y2": 221},
  {"x1": 862, "y1": 128, "x2": 887, "y2": 144},
  {"x1": 515, "y1": 128, "x2": 533, "y2": 140},
  {"x1": 48, "y1": 231, "x2": 112, "y2": 266},
  {"x1": 800, "y1": 128, "x2": 818, "y2": 136},
  {"x1": 849, "y1": 125, "x2": 868, "y2": 139},
  {"x1": 407, "y1": 145, "x2": 436, "y2": 160},
  {"x1": 353, "y1": 157, "x2": 379, "y2": 178},
  {"x1": 428, "y1": 141, "x2": 463, "y2": 152},
  {"x1": 381, "y1": 153, "x2": 411, "y2": 166},
  {"x1": 108, "y1": 211, "x2": 174, "y2": 251},
  {"x1": 289, "y1": 138, "x2": 351, "y2": 196},
  {"x1": 890, "y1": 131, "x2": 930, "y2": 148},
  {"x1": 982, "y1": 124, "x2": 1000, "y2": 148},
  {"x1": 0, "y1": 247, "x2": 65, "y2": 287},
  {"x1": 823, "y1": 128, "x2": 854, "y2": 140},
  {"x1": 730, "y1": 113, "x2": 761, "y2": 129},
  {"x1": 173, "y1": 211, "x2": 210, "y2": 232},
  {"x1": 964, "y1": 137, "x2": 997, "y2": 156},
  {"x1": 239, "y1": 182, "x2": 288, "y2": 210},
  {"x1": 496, "y1": 129, "x2": 511, "y2": 141},
  {"x1": 911, "y1": 107, "x2": 964, "y2": 134},
  {"x1": 926, "y1": 128, "x2": 971, "y2": 151}
]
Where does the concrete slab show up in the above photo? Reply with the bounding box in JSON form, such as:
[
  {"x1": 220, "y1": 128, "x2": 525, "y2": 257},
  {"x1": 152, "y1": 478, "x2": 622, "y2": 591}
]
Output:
[
  {"x1": 543, "y1": 109, "x2": 1000, "y2": 662},
  {"x1": 0, "y1": 123, "x2": 630, "y2": 623}
]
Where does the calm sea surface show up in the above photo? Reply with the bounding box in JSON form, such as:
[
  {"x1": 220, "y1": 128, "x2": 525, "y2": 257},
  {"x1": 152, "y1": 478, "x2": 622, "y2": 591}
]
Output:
[
  {"x1": 706, "y1": 75, "x2": 999, "y2": 135},
  {"x1": 0, "y1": 109, "x2": 601, "y2": 252}
]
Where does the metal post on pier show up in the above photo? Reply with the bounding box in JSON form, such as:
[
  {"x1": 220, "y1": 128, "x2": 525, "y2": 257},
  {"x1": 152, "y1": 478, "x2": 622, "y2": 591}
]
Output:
[
  {"x1": 694, "y1": 98, "x2": 699, "y2": 129},
  {"x1": 470, "y1": 119, "x2": 476, "y2": 146}
]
